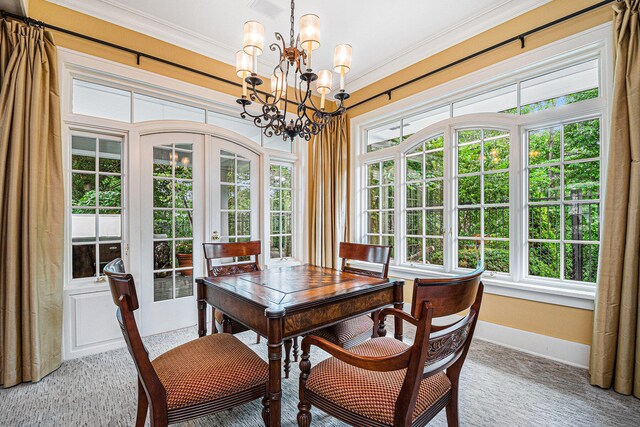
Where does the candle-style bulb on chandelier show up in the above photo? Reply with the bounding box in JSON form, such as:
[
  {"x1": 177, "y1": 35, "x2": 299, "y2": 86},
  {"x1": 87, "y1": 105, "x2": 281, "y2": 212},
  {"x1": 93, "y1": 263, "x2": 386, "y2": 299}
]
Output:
[{"x1": 235, "y1": 0, "x2": 352, "y2": 141}]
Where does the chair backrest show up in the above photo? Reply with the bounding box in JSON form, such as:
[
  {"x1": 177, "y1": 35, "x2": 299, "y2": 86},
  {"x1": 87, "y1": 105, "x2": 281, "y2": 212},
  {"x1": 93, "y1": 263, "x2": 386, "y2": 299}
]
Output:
[
  {"x1": 339, "y1": 242, "x2": 392, "y2": 278},
  {"x1": 104, "y1": 259, "x2": 167, "y2": 406},
  {"x1": 202, "y1": 241, "x2": 261, "y2": 277},
  {"x1": 394, "y1": 266, "x2": 484, "y2": 425},
  {"x1": 410, "y1": 266, "x2": 484, "y2": 319}
]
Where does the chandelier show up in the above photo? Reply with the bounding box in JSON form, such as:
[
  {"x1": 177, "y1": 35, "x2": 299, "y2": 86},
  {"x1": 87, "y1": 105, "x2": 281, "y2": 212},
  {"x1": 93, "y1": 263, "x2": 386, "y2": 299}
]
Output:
[{"x1": 235, "y1": 0, "x2": 352, "y2": 141}]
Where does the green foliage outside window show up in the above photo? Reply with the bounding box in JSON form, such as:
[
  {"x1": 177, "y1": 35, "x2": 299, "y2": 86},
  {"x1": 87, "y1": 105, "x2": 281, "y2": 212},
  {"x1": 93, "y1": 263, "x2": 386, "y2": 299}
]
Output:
[{"x1": 528, "y1": 118, "x2": 600, "y2": 282}]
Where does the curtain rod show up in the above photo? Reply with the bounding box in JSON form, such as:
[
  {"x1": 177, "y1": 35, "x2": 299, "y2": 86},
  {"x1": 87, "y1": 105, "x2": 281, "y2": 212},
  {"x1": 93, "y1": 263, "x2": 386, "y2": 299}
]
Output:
[
  {"x1": 1, "y1": 1, "x2": 615, "y2": 112},
  {"x1": 0, "y1": 9, "x2": 293, "y2": 106},
  {"x1": 346, "y1": 0, "x2": 615, "y2": 111}
]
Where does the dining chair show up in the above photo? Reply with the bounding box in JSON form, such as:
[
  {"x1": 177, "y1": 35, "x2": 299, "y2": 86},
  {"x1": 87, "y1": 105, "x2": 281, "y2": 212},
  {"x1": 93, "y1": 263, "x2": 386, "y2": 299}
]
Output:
[
  {"x1": 297, "y1": 266, "x2": 485, "y2": 427},
  {"x1": 104, "y1": 258, "x2": 269, "y2": 427},
  {"x1": 312, "y1": 242, "x2": 392, "y2": 349},
  {"x1": 202, "y1": 241, "x2": 263, "y2": 343}
]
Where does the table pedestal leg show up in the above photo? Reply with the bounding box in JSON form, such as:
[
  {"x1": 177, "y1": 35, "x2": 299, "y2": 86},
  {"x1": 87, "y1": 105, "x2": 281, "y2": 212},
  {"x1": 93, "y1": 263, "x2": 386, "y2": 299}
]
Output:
[{"x1": 267, "y1": 314, "x2": 283, "y2": 427}]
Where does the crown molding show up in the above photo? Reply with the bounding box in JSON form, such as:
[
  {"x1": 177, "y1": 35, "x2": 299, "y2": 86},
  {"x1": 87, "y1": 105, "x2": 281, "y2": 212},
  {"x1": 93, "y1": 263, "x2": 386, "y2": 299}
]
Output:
[{"x1": 48, "y1": 0, "x2": 551, "y2": 95}]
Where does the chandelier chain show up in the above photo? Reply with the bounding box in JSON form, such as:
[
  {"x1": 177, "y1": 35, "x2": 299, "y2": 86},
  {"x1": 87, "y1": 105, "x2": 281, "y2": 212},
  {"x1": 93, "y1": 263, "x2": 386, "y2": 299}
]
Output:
[{"x1": 289, "y1": 0, "x2": 295, "y2": 47}]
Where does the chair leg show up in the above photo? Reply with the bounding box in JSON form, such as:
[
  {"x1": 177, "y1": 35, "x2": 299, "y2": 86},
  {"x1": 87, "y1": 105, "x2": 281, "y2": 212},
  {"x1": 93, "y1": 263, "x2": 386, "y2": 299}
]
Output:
[
  {"x1": 261, "y1": 394, "x2": 270, "y2": 427},
  {"x1": 297, "y1": 350, "x2": 312, "y2": 427},
  {"x1": 371, "y1": 310, "x2": 380, "y2": 338},
  {"x1": 284, "y1": 339, "x2": 293, "y2": 379},
  {"x1": 293, "y1": 337, "x2": 299, "y2": 362},
  {"x1": 136, "y1": 379, "x2": 148, "y2": 427},
  {"x1": 445, "y1": 366, "x2": 461, "y2": 427},
  {"x1": 377, "y1": 312, "x2": 387, "y2": 337},
  {"x1": 211, "y1": 307, "x2": 217, "y2": 334},
  {"x1": 222, "y1": 315, "x2": 233, "y2": 334},
  {"x1": 256, "y1": 334, "x2": 261, "y2": 344}
]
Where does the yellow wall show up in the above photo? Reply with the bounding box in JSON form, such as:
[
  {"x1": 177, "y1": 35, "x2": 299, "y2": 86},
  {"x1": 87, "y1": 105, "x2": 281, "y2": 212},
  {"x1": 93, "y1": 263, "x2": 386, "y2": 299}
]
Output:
[{"x1": 359, "y1": 0, "x2": 610, "y2": 347}]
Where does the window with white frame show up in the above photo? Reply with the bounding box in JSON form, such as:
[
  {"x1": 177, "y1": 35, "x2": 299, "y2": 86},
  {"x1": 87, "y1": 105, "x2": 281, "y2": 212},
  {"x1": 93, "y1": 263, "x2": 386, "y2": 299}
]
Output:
[
  {"x1": 366, "y1": 160, "x2": 395, "y2": 254},
  {"x1": 70, "y1": 133, "x2": 124, "y2": 279},
  {"x1": 527, "y1": 118, "x2": 601, "y2": 282},
  {"x1": 270, "y1": 164, "x2": 293, "y2": 260},
  {"x1": 357, "y1": 48, "x2": 607, "y2": 292},
  {"x1": 405, "y1": 135, "x2": 445, "y2": 265},
  {"x1": 220, "y1": 150, "x2": 252, "y2": 244},
  {"x1": 456, "y1": 128, "x2": 511, "y2": 273}
]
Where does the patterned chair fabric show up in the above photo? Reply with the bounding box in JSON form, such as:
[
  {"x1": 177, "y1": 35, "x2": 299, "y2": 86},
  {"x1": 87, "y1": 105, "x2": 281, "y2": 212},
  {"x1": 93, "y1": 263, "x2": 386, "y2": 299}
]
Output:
[
  {"x1": 305, "y1": 337, "x2": 451, "y2": 426},
  {"x1": 152, "y1": 333, "x2": 268, "y2": 410},
  {"x1": 313, "y1": 316, "x2": 374, "y2": 349}
]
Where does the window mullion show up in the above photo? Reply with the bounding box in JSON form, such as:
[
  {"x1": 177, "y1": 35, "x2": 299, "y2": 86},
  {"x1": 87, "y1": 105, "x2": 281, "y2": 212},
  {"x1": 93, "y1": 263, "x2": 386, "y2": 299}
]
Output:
[
  {"x1": 444, "y1": 126, "x2": 454, "y2": 272},
  {"x1": 94, "y1": 142, "x2": 100, "y2": 277},
  {"x1": 559, "y1": 125, "x2": 566, "y2": 280},
  {"x1": 511, "y1": 124, "x2": 523, "y2": 283},
  {"x1": 396, "y1": 152, "x2": 403, "y2": 266}
]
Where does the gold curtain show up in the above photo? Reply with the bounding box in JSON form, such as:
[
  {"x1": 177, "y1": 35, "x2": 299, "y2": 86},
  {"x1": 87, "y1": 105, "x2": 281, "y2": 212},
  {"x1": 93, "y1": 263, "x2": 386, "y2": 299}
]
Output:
[
  {"x1": 590, "y1": 0, "x2": 640, "y2": 397},
  {"x1": 0, "y1": 19, "x2": 63, "y2": 387},
  {"x1": 309, "y1": 114, "x2": 349, "y2": 268}
]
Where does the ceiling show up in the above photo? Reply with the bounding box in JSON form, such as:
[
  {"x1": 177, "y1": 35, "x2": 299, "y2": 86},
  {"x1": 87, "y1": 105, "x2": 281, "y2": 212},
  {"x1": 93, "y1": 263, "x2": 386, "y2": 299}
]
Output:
[
  {"x1": 0, "y1": 0, "x2": 27, "y2": 14},
  {"x1": 47, "y1": 0, "x2": 551, "y2": 94}
]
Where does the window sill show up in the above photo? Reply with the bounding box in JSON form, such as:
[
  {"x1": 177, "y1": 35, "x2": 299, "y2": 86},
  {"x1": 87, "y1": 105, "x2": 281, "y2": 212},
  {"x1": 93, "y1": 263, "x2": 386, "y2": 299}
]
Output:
[
  {"x1": 64, "y1": 278, "x2": 111, "y2": 294},
  {"x1": 348, "y1": 261, "x2": 595, "y2": 310}
]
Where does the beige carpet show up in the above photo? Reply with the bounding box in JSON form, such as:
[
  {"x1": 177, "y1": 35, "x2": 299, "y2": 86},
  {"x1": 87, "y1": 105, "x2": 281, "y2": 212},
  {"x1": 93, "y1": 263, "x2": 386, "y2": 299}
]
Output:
[{"x1": 1, "y1": 323, "x2": 639, "y2": 426}]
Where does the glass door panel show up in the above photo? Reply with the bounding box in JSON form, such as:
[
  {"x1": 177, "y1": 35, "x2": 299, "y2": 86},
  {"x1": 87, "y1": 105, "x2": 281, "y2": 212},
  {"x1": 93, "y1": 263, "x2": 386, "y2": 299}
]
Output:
[
  {"x1": 211, "y1": 139, "x2": 260, "y2": 264},
  {"x1": 152, "y1": 144, "x2": 195, "y2": 301},
  {"x1": 141, "y1": 132, "x2": 203, "y2": 336}
]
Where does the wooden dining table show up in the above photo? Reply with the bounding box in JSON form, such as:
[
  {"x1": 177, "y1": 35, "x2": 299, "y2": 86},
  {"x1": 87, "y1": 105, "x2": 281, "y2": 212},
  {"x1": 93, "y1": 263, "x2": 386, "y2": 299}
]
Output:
[{"x1": 195, "y1": 264, "x2": 405, "y2": 427}]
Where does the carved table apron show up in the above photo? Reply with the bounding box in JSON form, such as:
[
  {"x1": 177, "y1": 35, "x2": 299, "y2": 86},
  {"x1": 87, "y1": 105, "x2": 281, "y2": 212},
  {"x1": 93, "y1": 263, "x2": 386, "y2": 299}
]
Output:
[{"x1": 196, "y1": 264, "x2": 405, "y2": 427}]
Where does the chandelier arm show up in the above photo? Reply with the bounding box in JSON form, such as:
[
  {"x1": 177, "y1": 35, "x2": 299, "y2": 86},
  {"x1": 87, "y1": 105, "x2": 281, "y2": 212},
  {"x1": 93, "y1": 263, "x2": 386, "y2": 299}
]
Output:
[
  {"x1": 240, "y1": 102, "x2": 280, "y2": 127},
  {"x1": 305, "y1": 90, "x2": 328, "y2": 116},
  {"x1": 240, "y1": 109, "x2": 275, "y2": 130},
  {"x1": 293, "y1": 72, "x2": 304, "y2": 104},
  {"x1": 272, "y1": 32, "x2": 287, "y2": 59},
  {"x1": 248, "y1": 84, "x2": 273, "y2": 106},
  {"x1": 280, "y1": 61, "x2": 291, "y2": 121},
  {"x1": 306, "y1": 89, "x2": 347, "y2": 117}
]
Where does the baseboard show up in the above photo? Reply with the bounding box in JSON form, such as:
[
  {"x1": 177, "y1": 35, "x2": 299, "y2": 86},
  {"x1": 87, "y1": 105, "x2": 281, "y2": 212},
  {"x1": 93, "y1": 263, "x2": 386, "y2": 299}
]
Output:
[{"x1": 473, "y1": 319, "x2": 590, "y2": 369}]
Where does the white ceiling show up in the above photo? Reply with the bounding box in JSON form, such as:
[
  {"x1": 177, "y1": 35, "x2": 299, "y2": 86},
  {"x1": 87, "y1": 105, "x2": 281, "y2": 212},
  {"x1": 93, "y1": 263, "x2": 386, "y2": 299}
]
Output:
[
  {"x1": 48, "y1": 0, "x2": 551, "y2": 94},
  {"x1": 0, "y1": 0, "x2": 28, "y2": 14}
]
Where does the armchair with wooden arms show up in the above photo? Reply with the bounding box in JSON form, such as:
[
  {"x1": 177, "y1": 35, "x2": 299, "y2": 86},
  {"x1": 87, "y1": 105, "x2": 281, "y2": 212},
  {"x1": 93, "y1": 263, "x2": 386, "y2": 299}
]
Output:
[
  {"x1": 312, "y1": 242, "x2": 392, "y2": 349},
  {"x1": 104, "y1": 258, "x2": 269, "y2": 427},
  {"x1": 296, "y1": 266, "x2": 484, "y2": 427}
]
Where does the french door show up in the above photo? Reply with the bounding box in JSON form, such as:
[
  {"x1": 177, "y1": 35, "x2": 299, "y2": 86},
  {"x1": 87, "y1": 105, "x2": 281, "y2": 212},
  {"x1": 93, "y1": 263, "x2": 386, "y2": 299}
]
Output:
[
  {"x1": 210, "y1": 138, "x2": 261, "y2": 248},
  {"x1": 140, "y1": 132, "x2": 204, "y2": 336},
  {"x1": 139, "y1": 132, "x2": 260, "y2": 336}
]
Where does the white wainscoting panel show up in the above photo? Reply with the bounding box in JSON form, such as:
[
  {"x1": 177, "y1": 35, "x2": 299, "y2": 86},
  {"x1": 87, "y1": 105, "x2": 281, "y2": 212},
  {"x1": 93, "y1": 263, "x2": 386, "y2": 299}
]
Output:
[{"x1": 66, "y1": 290, "x2": 124, "y2": 359}]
